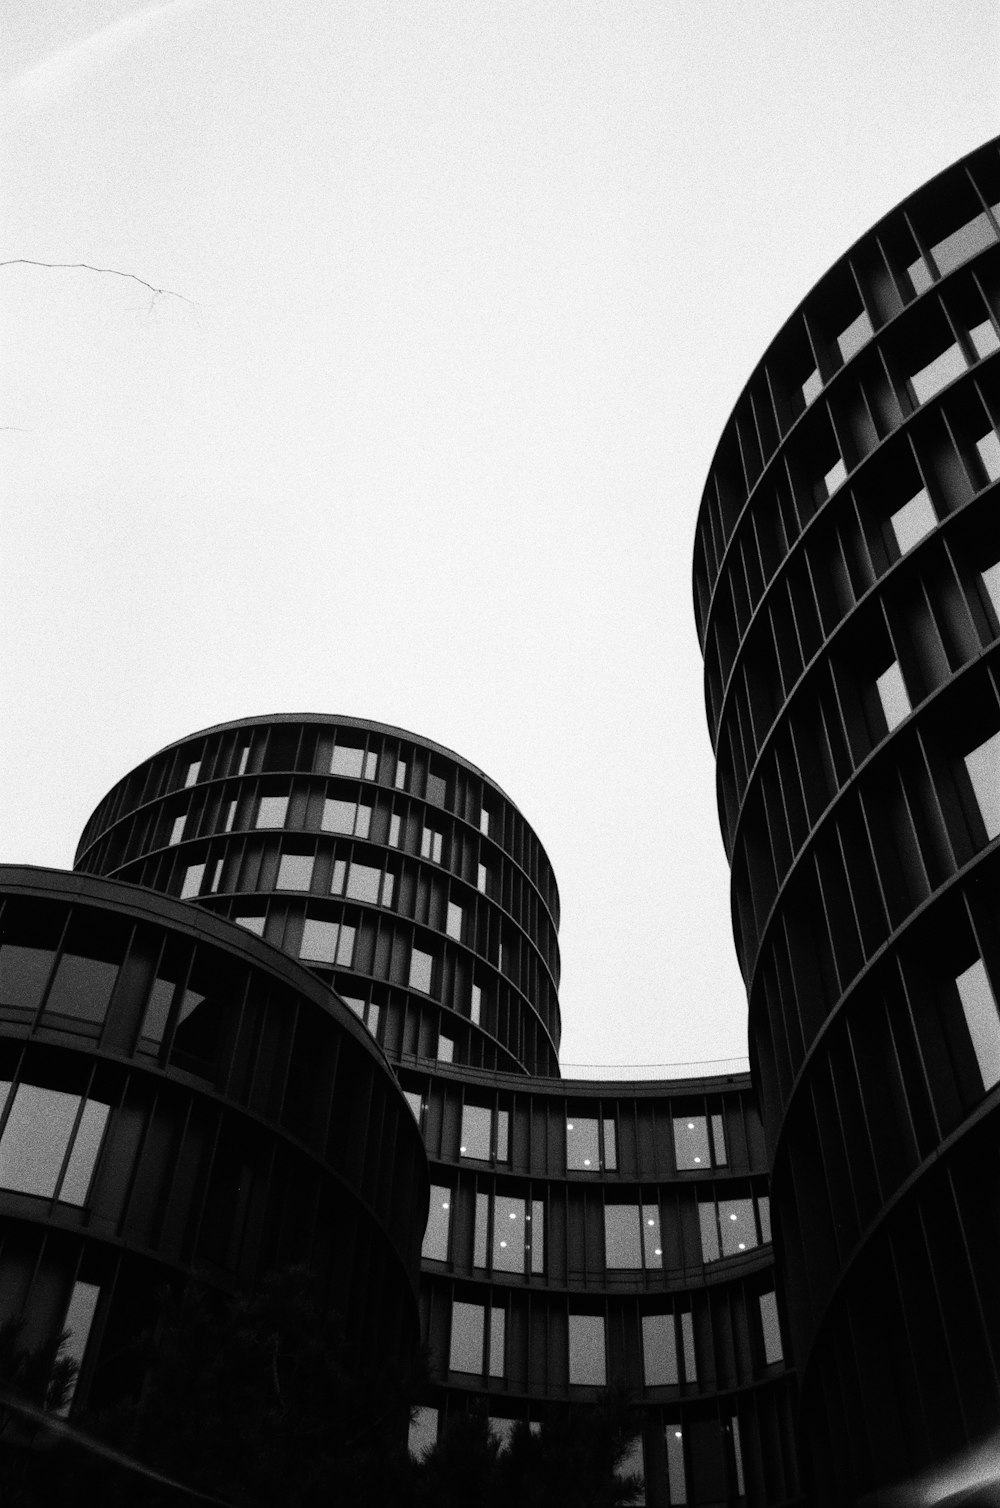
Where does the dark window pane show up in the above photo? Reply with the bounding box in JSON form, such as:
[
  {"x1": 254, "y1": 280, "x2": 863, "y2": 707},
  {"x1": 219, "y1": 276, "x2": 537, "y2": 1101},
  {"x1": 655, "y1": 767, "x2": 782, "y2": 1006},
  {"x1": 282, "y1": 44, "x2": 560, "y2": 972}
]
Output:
[
  {"x1": 44, "y1": 955, "x2": 118, "y2": 1023},
  {"x1": 0, "y1": 946, "x2": 54, "y2": 1012}
]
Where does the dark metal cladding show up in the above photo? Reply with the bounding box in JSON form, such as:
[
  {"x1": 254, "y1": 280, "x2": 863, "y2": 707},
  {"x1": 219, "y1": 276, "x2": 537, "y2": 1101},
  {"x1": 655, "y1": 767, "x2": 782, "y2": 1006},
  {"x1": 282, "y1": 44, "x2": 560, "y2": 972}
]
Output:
[{"x1": 696, "y1": 134, "x2": 1000, "y2": 1505}]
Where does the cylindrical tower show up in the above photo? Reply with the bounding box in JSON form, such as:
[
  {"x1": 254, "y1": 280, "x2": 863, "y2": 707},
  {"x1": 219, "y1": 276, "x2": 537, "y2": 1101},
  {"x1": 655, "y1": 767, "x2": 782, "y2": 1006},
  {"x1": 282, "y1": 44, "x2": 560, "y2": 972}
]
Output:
[
  {"x1": 74, "y1": 715, "x2": 562, "y2": 1079},
  {"x1": 696, "y1": 135, "x2": 1000, "y2": 1502}
]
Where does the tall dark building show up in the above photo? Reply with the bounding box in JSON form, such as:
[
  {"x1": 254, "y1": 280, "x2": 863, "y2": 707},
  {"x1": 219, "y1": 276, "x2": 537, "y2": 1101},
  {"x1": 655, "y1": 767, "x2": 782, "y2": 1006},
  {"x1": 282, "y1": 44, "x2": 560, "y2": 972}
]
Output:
[{"x1": 695, "y1": 134, "x2": 1000, "y2": 1503}]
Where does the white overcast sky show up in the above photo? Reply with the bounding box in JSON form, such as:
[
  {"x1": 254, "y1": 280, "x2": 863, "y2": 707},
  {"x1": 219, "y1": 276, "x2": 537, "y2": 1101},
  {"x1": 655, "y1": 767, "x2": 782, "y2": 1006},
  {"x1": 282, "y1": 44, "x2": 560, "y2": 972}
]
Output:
[{"x1": 2, "y1": 1, "x2": 998, "y2": 1074}]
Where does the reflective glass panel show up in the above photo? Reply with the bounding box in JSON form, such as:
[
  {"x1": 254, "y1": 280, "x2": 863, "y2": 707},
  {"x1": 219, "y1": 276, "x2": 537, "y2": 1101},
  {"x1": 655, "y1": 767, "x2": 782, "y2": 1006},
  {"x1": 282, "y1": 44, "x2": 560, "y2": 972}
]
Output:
[
  {"x1": 910, "y1": 342, "x2": 967, "y2": 403},
  {"x1": 404, "y1": 1090, "x2": 422, "y2": 1123},
  {"x1": 931, "y1": 211, "x2": 995, "y2": 274},
  {"x1": 460, "y1": 1104, "x2": 491, "y2": 1159},
  {"x1": 408, "y1": 1405, "x2": 437, "y2": 1458},
  {"x1": 184, "y1": 760, "x2": 201, "y2": 788},
  {"x1": 759, "y1": 1290, "x2": 783, "y2": 1364},
  {"x1": 346, "y1": 864, "x2": 380, "y2": 902},
  {"x1": 355, "y1": 804, "x2": 371, "y2": 839},
  {"x1": 474, "y1": 1192, "x2": 489, "y2": 1267},
  {"x1": 641, "y1": 1312, "x2": 677, "y2": 1386},
  {"x1": 494, "y1": 1195, "x2": 525, "y2": 1272},
  {"x1": 978, "y1": 430, "x2": 1000, "y2": 481},
  {"x1": 477, "y1": 864, "x2": 487, "y2": 893},
  {"x1": 666, "y1": 1426, "x2": 687, "y2": 1503},
  {"x1": 58, "y1": 1280, "x2": 100, "y2": 1410},
  {"x1": 568, "y1": 1313, "x2": 606, "y2": 1386},
  {"x1": 680, "y1": 1310, "x2": 696, "y2": 1381},
  {"x1": 566, "y1": 1116, "x2": 600, "y2": 1170},
  {"x1": 300, "y1": 919, "x2": 340, "y2": 964},
  {"x1": 322, "y1": 798, "x2": 356, "y2": 834},
  {"x1": 530, "y1": 1199, "x2": 544, "y2": 1274},
  {"x1": 140, "y1": 976, "x2": 175, "y2": 1045},
  {"x1": 496, "y1": 1109, "x2": 509, "y2": 1161},
  {"x1": 409, "y1": 947, "x2": 433, "y2": 993},
  {"x1": 395, "y1": 760, "x2": 407, "y2": 791},
  {"x1": 60, "y1": 1100, "x2": 109, "y2": 1205},
  {"x1": 823, "y1": 456, "x2": 847, "y2": 496},
  {"x1": 449, "y1": 1300, "x2": 484, "y2": 1373},
  {"x1": 956, "y1": 958, "x2": 1000, "y2": 1089},
  {"x1": 330, "y1": 859, "x2": 346, "y2": 894},
  {"x1": 982, "y1": 561, "x2": 1000, "y2": 621},
  {"x1": 758, "y1": 1194, "x2": 772, "y2": 1243},
  {"x1": 603, "y1": 1117, "x2": 617, "y2": 1170},
  {"x1": 970, "y1": 318, "x2": 1000, "y2": 359},
  {"x1": 802, "y1": 368, "x2": 822, "y2": 406},
  {"x1": 674, "y1": 1116, "x2": 710, "y2": 1169},
  {"x1": 437, "y1": 1034, "x2": 454, "y2": 1063},
  {"x1": 256, "y1": 796, "x2": 288, "y2": 829},
  {"x1": 276, "y1": 854, "x2": 313, "y2": 890},
  {"x1": 642, "y1": 1204, "x2": 663, "y2": 1267},
  {"x1": 169, "y1": 815, "x2": 186, "y2": 845},
  {"x1": 446, "y1": 903, "x2": 462, "y2": 940},
  {"x1": 605, "y1": 1205, "x2": 642, "y2": 1268},
  {"x1": 422, "y1": 1185, "x2": 451, "y2": 1260},
  {"x1": 488, "y1": 1306, "x2": 505, "y2": 1378},
  {"x1": 876, "y1": 661, "x2": 910, "y2": 731},
  {"x1": 719, "y1": 1198, "x2": 758, "y2": 1256},
  {"x1": 426, "y1": 772, "x2": 447, "y2": 807},
  {"x1": 0, "y1": 1086, "x2": 79, "y2": 1199},
  {"x1": 710, "y1": 1112, "x2": 727, "y2": 1165},
  {"x1": 43, "y1": 954, "x2": 119, "y2": 1025},
  {"x1": 380, "y1": 873, "x2": 394, "y2": 906},
  {"x1": 837, "y1": 308, "x2": 874, "y2": 363},
  {"x1": 908, "y1": 256, "x2": 933, "y2": 295},
  {"x1": 180, "y1": 864, "x2": 205, "y2": 899},
  {"x1": 732, "y1": 1416, "x2": 746, "y2": 1497},
  {"x1": 470, "y1": 984, "x2": 482, "y2": 1025},
  {"x1": 698, "y1": 1202, "x2": 720, "y2": 1262},
  {"x1": 966, "y1": 731, "x2": 1000, "y2": 838},
  {"x1": 889, "y1": 488, "x2": 936, "y2": 553},
  {"x1": 330, "y1": 746, "x2": 364, "y2": 777}
]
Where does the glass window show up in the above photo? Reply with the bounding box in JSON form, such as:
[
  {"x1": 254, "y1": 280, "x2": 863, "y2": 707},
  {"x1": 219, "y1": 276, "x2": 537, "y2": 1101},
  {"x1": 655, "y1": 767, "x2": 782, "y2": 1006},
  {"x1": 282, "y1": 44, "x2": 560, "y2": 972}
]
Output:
[
  {"x1": 404, "y1": 1090, "x2": 422, "y2": 1123},
  {"x1": 643, "y1": 1204, "x2": 663, "y2": 1266},
  {"x1": 470, "y1": 984, "x2": 482, "y2": 1025},
  {"x1": 300, "y1": 918, "x2": 353, "y2": 966},
  {"x1": 355, "y1": 804, "x2": 371, "y2": 838},
  {"x1": 801, "y1": 368, "x2": 822, "y2": 406},
  {"x1": 731, "y1": 1416, "x2": 746, "y2": 1497},
  {"x1": 931, "y1": 211, "x2": 996, "y2": 275},
  {"x1": 184, "y1": 759, "x2": 201, "y2": 788},
  {"x1": 437, "y1": 1033, "x2": 454, "y2": 1063},
  {"x1": 603, "y1": 1117, "x2": 617, "y2": 1170},
  {"x1": 889, "y1": 487, "x2": 936, "y2": 553},
  {"x1": 977, "y1": 429, "x2": 1000, "y2": 482},
  {"x1": 395, "y1": 759, "x2": 407, "y2": 790},
  {"x1": 408, "y1": 1405, "x2": 437, "y2": 1458},
  {"x1": 876, "y1": 661, "x2": 911, "y2": 731},
  {"x1": 680, "y1": 1309, "x2": 696, "y2": 1381},
  {"x1": 450, "y1": 1301, "x2": 485, "y2": 1374},
  {"x1": 330, "y1": 859, "x2": 346, "y2": 894},
  {"x1": 381, "y1": 873, "x2": 394, "y2": 906},
  {"x1": 719, "y1": 1198, "x2": 758, "y2": 1256},
  {"x1": 823, "y1": 456, "x2": 847, "y2": 496},
  {"x1": 616, "y1": 1437, "x2": 645, "y2": 1503},
  {"x1": 207, "y1": 860, "x2": 222, "y2": 892},
  {"x1": 956, "y1": 959, "x2": 1000, "y2": 1089},
  {"x1": 698, "y1": 1201, "x2": 720, "y2": 1262},
  {"x1": 758, "y1": 1194, "x2": 772, "y2": 1243},
  {"x1": 169, "y1": 814, "x2": 186, "y2": 845},
  {"x1": 389, "y1": 814, "x2": 402, "y2": 848},
  {"x1": 566, "y1": 1116, "x2": 599, "y2": 1170},
  {"x1": 477, "y1": 863, "x2": 487, "y2": 893},
  {"x1": 422, "y1": 1185, "x2": 451, "y2": 1260},
  {"x1": 346, "y1": 863, "x2": 381, "y2": 903},
  {"x1": 982, "y1": 561, "x2": 1000, "y2": 622},
  {"x1": 0, "y1": 1086, "x2": 107, "y2": 1204},
  {"x1": 446, "y1": 902, "x2": 462, "y2": 941},
  {"x1": 224, "y1": 799, "x2": 238, "y2": 832},
  {"x1": 491, "y1": 1194, "x2": 526, "y2": 1272},
  {"x1": 330, "y1": 745, "x2": 364, "y2": 778},
  {"x1": 759, "y1": 1290, "x2": 783, "y2": 1364},
  {"x1": 426, "y1": 772, "x2": 447, "y2": 807},
  {"x1": 366, "y1": 751, "x2": 378, "y2": 779},
  {"x1": 489, "y1": 1306, "x2": 505, "y2": 1379},
  {"x1": 0, "y1": 945, "x2": 55, "y2": 1011},
  {"x1": 474, "y1": 1191, "x2": 489, "y2": 1267},
  {"x1": 256, "y1": 795, "x2": 288, "y2": 829},
  {"x1": 421, "y1": 828, "x2": 443, "y2": 863},
  {"x1": 496, "y1": 1108, "x2": 509, "y2": 1161},
  {"x1": 673, "y1": 1116, "x2": 710, "y2": 1169},
  {"x1": 234, "y1": 915, "x2": 265, "y2": 936},
  {"x1": 641, "y1": 1312, "x2": 677, "y2": 1386},
  {"x1": 237, "y1": 744, "x2": 250, "y2": 776},
  {"x1": 568, "y1": 1313, "x2": 606, "y2": 1386},
  {"x1": 837, "y1": 308, "x2": 874, "y2": 363},
  {"x1": 276, "y1": 853, "x2": 313, "y2": 891},
  {"x1": 44, "y1": 954, "x2": 118, "y2": 1024},
  {"x1": 907, "y1": 255, "x2": 933, "y2": 295},
  {"x1": 710, "y1": 1113, "x2": 727, "y2": 1165},
  {"x1": 966, "y1": 731, "x2": 1000, "y2": 838},
  {"x1": 409, "y1": 947, "x2": 434, "y2": 994},
  {"x1": 530, "y1": 1198, "x2": 544, "y2": 1274},
  {"x1": 605, "y1": 1205, "x2": 642, "y2": 1268},
  {"x1": 666, "y1": 1426, "x2": 687, "y2": 1503},
  {"x1": 909, "y1": 342, "x2": 967, "y2": 404},
  {"x1": 970, "y1": 318, "x2": 1000, "y2": 360},
  {"x1": 460, "y1": 1104, "x2": 492, "y2": 1159},
  {"x1": 180, "y1": 863, "x2": 204, "y2": 899},
  {"x1": 58, "y1": 1280, "x2": 100, "y2": 1410},
  {"x1": 480, "y1": 808, "x2": 490, "y2": 836},
  {"x1": 322, "y1": 798, "x2": 357, "y2": 834}
]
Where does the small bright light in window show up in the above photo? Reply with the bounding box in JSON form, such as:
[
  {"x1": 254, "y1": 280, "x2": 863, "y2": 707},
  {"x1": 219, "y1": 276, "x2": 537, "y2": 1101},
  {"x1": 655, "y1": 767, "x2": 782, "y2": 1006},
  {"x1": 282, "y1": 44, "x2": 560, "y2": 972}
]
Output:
[
  {"x1": 654, "y1": 1247, "x2": 662, "y2": 1255},
  {"x1": 738, "y1": 1242, "x2": 746, "y2": 1250},
  {"x1": 583, "y1": 1158, "x2": 591, "y2": 1166},
  {"x1": 499, "y1": 1240, "x2": 507, "y2": 1248},
  {"x1": 442, "y1": 1202, "x2": 449, "y2": 1210},
  {"x1": 687, "y1": 1122, "x2": 694, "y2": 1129},
  {"x1": 460, "y1": 1146, "x2": 467, "y2": 1154},
  {"x1": 647, "y1": 1218, "x2": 655, "y2": 1226},
  {"x1": 729, "y1": 1213, "x2": 738, "y2": 1221},
  {"x1": 525, "y1": 1214, "x2": 531, "y2": 1222},
  {"x1": 509, "y1": 1212, "x2": 517, "y2": 1219},
  {"x1": 674, "y1": 1430, "x2": 682, "y2": 1439},
  {"x1": 567, "y1": 1122, "x2": 574, "y2": 1130},
  {"x1": 693, "y1": 1156, "x2": 702, "y2": 1163}
]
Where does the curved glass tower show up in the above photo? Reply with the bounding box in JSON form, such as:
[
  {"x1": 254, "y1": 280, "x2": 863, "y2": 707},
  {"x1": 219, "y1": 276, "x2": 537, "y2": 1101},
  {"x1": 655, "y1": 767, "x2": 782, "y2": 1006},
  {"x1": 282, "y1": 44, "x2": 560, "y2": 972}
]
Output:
[{"x1": 696, "y1": 135, "x2": 1000, "y2": 1503}]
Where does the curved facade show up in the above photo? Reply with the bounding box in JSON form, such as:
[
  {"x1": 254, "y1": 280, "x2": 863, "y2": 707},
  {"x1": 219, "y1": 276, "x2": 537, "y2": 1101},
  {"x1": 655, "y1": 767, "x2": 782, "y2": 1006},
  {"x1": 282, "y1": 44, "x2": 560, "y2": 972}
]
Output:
[
  {"x1": 72, "y1": 714, "x2": 802, "y2": 1504},
  {"x1": 0, "y1": 865, "x2": 428, "y2": 1408},
  {"x1": 696, "y1": 135, "x2": 1000, "y2": 1502}
]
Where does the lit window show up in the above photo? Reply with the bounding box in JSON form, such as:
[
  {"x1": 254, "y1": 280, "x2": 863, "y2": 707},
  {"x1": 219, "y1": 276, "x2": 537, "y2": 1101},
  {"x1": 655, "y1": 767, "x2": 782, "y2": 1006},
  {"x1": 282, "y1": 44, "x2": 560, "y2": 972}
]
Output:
[
  {"x1": 710, "y1": 1112, "x2": 727, "y2": 1165},
  {"x1": 58, "y1": 1280, "x2": 100, "y2": 1410},
  {"x1": 497, "y1": 1108, "x2": 509, "y2": 1161},
  {"x1": 566, "y1": 1116, "x2": 600, "y2": 1170},
  {"x1": 409, "y1": 947, "x2": 434, "y2": 994},
  {"x1": 44, "y1": 954, "x2": 118, "y2": 1023},
  {"x1": 470, "y1": 983, "x2": 482, "y2": 1025},
  {"x1": 494, "y1": 1194, "x2": 527, "y2": 1272},
  {"x1": 330, "y1": 745, "x2": 364, "y2": 778},
  {"x1": 395, "y1": 760, "x2": 407, "y2": 791},
  {"x1": 422, "y1": 1185, "x2": 451, "y2": 1260},
  {"x1": 823, "y1": 456, "x2": 847, "y2": 496},
  {"x1": 759, "y1": 1290, "x2": 783, "y2": 1364},
  {"x1": 408, "y1": 1405, "x2": 437, "y2": 1459},
  {"x1": 956, "y1": 958, "x2": 1000, "y2": 1089},
  {"x1": 437, "y1": 1033, "x2": 454, "y2": 1063},
  {"x1": 256, "y1": 795, "x2": 288, "y2": 829},
  {"x1": 477, "y1": 863, "x2": 487, "y2": 893},
  {"x1": 931, "y1": 212, "x2": 996, "y2": 275},
  {"x1": 276, "y1": 853, "x2": 313, "y2": 891},
  {"x1": 719, "y1": 1198, "x2": 758, "y2": 1256},
  {"x1": 641, "y1": 1312, "x2": 677, "y2": 1386},
  {"x1": 330, "y1": 859, "x2": 346, "y2": 894},
  {"x1": 224, "y1": 799, "x2": 238, "y2": 832},
  {"x1": 389, "y1": 814, "x2": 402, "y2": 848},
  {"x1": 909, "y1": 341, "x2": 968, "y2": 404},
  {"x1": 446, "y1": 902, "x2": 463, "y2": 941},
  {"x1": 184, "y1": 759, "x2": 201, "y2": 788},
  {"x1": 604, "y1": 1204, "x2": 662, "y2": 1270},
  {"x1": 169, "y1": 814, "x2": 186, "y2": 845},
  {"x1": 322, "y1": 798, "x2": 362, "y2": 835},
  {"x1": 234, "y1": 915, "x2": 265, "y2": 936},
  {"x1": 673, "y1": 1116, "x2": 710, "y2": 1170},
  {"x1": 889, "y1": 488, "x2": 936, "y2": 553},
  {"x1": 460, "y1": 1104, "x2": 492, "y2": 1160},
  {"x1": 421, "y1": 828, "x2": 443, "y2": 863},
  {"x1": 346, "y1": 863, "x2": 381, "y2": 903},
  {"x1": 981, "y1": 561, "x2": 1000, "y2": 622},
  {"x1": 977, "y1": 429, "x2": 1000, "y2": 482},
  {"x1": 970, "y1": 318, "x2": 1000, "y2": 360},
  {"x1": 568, "y1": 1313, "x2": 606, "y2": 1386},
  {"x1": 876, "y1": 661, "x2": 911, "y2": 730},
  {"x1": 837, "y1": 308, "x2": 874, "y2": 363},
  {"x1": 300, "y1": 918, "x2": 354, "y2": 966},
  {"x1": 666, "y1": 1425, "x2": 687, "y2": 1504},
  {"x1": 965, "y1": 730, "x2": 1000, "y2": 838},
  {"x1": 449, "y1": 1301, "x2": 484, "y2": 1374},
  {"x1": 802, "y1": 368, "x2": 822, "y2": 406},
  {"x1": 0, "y1": 1085, "x2": 108, "y2": 1205},
  {"x1": 699, "y1": 1201, "x2": 720, "y2": 1262}
]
